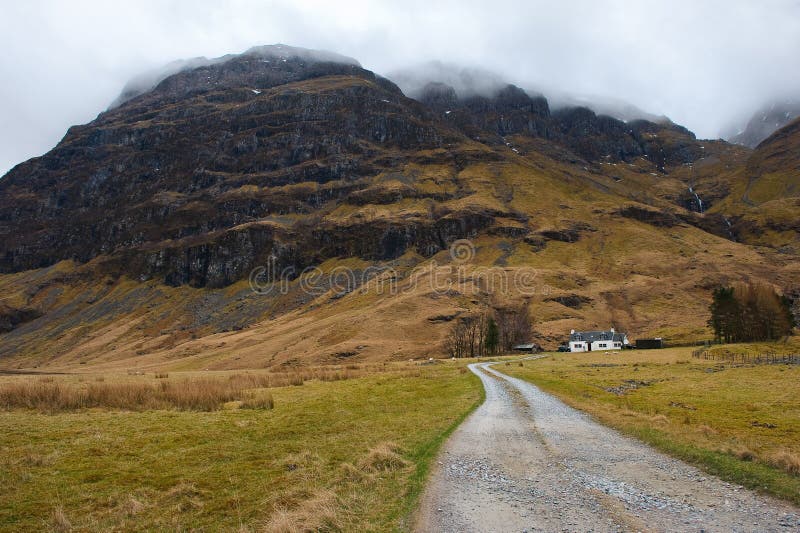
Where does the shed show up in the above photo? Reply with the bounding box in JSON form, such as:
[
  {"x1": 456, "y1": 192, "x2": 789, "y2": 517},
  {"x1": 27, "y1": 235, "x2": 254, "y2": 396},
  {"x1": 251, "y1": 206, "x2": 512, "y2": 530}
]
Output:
[
  {"x1": 635, "y1": 338, "x2": 664, "y2": 349},
  {"x1": 512, "y1": 343, "x2": 540, "y2": 353}
]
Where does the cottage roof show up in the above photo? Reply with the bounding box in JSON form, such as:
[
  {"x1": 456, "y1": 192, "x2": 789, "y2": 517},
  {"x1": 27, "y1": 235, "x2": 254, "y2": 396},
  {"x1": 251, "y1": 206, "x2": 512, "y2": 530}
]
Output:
[
  {"x1": 569, "y1": 330, "x2": 626, "y2": 343},
  {"x1": 512, "y1": 343, "x2": 538, "y2": 350}
]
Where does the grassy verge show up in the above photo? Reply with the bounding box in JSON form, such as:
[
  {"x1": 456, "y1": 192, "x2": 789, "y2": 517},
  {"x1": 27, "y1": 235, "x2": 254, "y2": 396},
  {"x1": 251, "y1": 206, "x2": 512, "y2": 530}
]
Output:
[
  {"x1": 503, "y1": 345, "x2": 800, "y2": 505},
  {"x1": 394, "y1": 365, "x2": 486, "y2": 529},
  {"x1": 0, "y1": 362, "x2": 481, "y2": 531}
]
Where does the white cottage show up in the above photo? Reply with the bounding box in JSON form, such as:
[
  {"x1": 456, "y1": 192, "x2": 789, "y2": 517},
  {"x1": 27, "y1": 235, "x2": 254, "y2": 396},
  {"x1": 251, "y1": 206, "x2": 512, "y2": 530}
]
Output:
[{"x1": 568, "y1": 328, "x2": 628, "y2": 352}]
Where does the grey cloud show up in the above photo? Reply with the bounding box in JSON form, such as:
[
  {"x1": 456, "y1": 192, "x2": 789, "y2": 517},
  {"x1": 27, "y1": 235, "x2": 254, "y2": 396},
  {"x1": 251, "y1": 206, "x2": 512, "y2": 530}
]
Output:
[{"x1": 2, "y1": 0, "x2": 800, "y2": 176}]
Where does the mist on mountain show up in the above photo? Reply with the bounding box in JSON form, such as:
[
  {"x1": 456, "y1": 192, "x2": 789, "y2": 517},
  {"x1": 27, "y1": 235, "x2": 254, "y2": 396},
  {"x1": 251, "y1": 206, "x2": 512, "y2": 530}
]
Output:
[
  {"x1": 2, "y1": 1, "x2": 800, "y2": 176},
  {"x1": 723, "y1": 98, "x2": 800, "y2": 148}
]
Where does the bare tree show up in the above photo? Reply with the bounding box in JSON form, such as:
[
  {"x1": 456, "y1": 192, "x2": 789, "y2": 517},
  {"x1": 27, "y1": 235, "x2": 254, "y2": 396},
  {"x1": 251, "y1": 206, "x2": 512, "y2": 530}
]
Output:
[
  {"x1": 463, "y1": 316, "x2": 478, "y2": 358},
  {"x1": 475, "y1": 313, "x2": 487, "y2": 357},
  {"x1": 445, "y1": 320, "x2": 469, "y2": 358},
  {"x1": 494, "y1": 302, "x2": 533, "y2": 352},
  {"x1": 446, "y1": 312, "x2": 492, "y2": 358}
]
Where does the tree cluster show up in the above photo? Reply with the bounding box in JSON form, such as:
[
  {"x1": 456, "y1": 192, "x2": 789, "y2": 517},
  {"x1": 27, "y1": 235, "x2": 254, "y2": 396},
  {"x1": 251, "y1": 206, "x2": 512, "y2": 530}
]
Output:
[
  {"x1": 709, "y1": 282, "x2": 795, "y2": 343},
  {"x1": 445, "y1": 303, "x2": 532, "y2": 358}
]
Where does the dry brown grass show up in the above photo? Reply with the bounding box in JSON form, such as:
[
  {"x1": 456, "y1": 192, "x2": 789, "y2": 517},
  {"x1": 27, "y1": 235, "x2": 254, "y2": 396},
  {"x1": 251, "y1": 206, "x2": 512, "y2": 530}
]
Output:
[
  {"x1": 649, "y1": 414, "x2": 669, "y2": 425},
  {"x1": 165, "y1": 482, "x2": 205, "y2": 513},
  {"x1": 280, "y1": 451, "x2": 323, "y2": 484},
  {"x1": 0, "y1": 376, "x2": 271, "y2": 412},
  {"x1": 263, "y1": 489, "x2": 342, "y2": 533},
  {"x1": 697, "y1": 424, "x2": 718, "y2": 437},
  {"x1": 358, "y1": 442, "x2": 410, "y2": 473},
  {"x1": 19, "y1": 449, "x2": 59, "y2": 467},
  {"x1": 767, "y1": 449, "x2": 800, "y2": 475},
  {"x1": 262, "y1": 442, "x2": 411, "y2": 531},
  {"x1": 227, "y1": 373, "x2": 271, "y2": 388},
  {"x1": 0, "y1": 364, "x2": 413, "y2": 413},
  {"x1": 338, "y1": 462, "x2": 369, "y2": 483},
  {"x1": 240, "y1": 390, "x2": 274, "y2": 410},
  {"x1": 49, "y1": 506, "x2": 71, "y2": 532},
  {"x1": 119, "y1": 494, "x2": 145, "y2": 517},
  {"x1": 731, "y1": 446, "x2": 757, "y2": 462}
]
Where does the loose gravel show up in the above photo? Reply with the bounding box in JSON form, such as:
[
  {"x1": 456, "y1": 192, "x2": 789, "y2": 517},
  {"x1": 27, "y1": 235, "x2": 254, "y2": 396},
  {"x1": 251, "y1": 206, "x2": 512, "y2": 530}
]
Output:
[{"x1": 414, "y1": 361, "x2": 800, "y2": 532}]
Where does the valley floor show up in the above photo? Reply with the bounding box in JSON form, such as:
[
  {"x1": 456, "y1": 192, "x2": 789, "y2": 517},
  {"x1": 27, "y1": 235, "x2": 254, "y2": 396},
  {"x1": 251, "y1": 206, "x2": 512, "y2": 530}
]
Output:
[
  {"x1": 3, "y1": 345, "x2": 799, "y2": 531},
  {"x1": 416, "y1": 359, "x2": 800, "y2": 532},
  {"x1": 0, "y1": 362, "x2": 481, "y2": 531}
]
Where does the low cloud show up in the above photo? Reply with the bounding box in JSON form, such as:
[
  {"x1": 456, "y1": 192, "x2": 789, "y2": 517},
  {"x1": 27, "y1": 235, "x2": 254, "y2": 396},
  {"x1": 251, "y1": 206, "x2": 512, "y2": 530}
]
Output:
[{"x1": 2, "y1": 0, "x2": 799, "y2": 175}]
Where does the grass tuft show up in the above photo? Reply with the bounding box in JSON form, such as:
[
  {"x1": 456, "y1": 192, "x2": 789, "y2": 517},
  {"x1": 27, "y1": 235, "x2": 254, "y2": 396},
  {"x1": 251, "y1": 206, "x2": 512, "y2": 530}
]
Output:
[
  {"x1": 49, "y1": 506, "x2": 71, "y2": 533},
  {"x1": 359, "y1": 442, "x2": 410, "y2": 473},
  {"x1": 120, "y1": 494, "x2": 145, "y2": 517},
  {"x1": 768, "y1": 449, "x2": 800, "y2": 475},
  {"x1": 264, "y1": 490, "x2": 341, "y2": 533},
  {"x1": 240, "y1": 390, "x2": 274, "y2": 410}
]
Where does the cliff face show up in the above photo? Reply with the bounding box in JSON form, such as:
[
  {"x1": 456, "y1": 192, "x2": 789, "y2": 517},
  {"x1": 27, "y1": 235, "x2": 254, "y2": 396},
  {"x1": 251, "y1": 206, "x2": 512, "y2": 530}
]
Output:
[
  {"x1": 0, "y1": 46, "x2": 473, "y2": 286},
  {"x1": 0, "y1": 45, "x2": 718, "y2": 288},
  {"x1": 417, "y1": 78, "x2": 703, "y2": 168}
]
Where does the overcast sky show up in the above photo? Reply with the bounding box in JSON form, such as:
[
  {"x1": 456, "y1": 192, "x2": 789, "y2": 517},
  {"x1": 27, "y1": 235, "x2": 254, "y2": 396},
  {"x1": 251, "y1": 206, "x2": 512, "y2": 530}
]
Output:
[{"x1": 2, "y1": 0, "x2": 800, "y2": 176}]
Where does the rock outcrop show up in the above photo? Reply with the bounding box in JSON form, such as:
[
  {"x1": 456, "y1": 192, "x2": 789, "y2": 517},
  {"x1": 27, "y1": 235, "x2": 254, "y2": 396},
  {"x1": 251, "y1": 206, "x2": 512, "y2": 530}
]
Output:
[{"x1": 0, "y1": 44, "x2": 794, "y2": 290}]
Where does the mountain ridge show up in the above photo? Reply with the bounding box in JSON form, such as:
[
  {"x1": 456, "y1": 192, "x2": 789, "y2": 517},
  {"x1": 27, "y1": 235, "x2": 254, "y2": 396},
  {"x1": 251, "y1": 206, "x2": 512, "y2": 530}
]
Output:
[
  {"x1": 0, "y1": 44, "x2": 797, "y2": 370},
  {"x1": 726, "y1": 98, "x2": 800, "y2": 148}
]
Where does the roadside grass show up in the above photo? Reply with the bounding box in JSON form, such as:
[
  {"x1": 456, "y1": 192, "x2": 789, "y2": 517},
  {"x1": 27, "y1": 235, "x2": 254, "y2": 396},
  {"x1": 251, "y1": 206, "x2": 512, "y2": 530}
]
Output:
[
  {"x1": 0, "y1": 362, "x2": 482, "y2": 531},
  {"x1": 503, "y1": 345, "x2": 800, "y2": 505},
  {"x1": 393, "y1": 362, "x2": 487, "y2": 529}
]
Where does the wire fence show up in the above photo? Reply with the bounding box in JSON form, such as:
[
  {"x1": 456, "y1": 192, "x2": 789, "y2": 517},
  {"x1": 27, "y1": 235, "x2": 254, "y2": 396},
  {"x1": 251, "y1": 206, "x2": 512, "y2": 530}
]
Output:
[{"x1": 691, "y1": 348, "x2": 800, "y2": 365}]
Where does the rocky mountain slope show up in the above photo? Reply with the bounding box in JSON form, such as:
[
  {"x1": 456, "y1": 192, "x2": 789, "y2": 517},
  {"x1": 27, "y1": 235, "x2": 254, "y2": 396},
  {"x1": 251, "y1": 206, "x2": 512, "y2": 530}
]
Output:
[
  {"x1": 727, "y1": 99, "x2": 800, "y2": 148},
  {"x1": 0, "y1": 45, "x2": 797, "y2": 371}
]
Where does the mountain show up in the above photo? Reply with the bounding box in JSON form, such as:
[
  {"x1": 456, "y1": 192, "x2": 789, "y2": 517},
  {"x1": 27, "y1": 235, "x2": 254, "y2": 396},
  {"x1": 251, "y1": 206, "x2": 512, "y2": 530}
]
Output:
[
  {"x1": 0, "y1": 44, "x2": 452, "y2": 283},
  {"x1": 389, "y1": 62, "x2": 668, "y2": 124},
  {"x1": 711, "y1": 116, "x2": 800, "y2": 250},
  {"x1": 542, "y1": 92, "x2": 668, "y2": 125},
  {"x1": 0, "y1": 45, "x2": 798, "y2": 371},
  {"x1": 727, "y1": 98, "x2": 800, "y2": 148}
]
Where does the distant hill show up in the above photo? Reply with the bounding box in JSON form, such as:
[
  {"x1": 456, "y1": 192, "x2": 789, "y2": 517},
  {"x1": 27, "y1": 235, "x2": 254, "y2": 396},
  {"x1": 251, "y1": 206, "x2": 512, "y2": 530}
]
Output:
[{"x1": 727, "y1": 99, "x2": 800, "y2": 148}]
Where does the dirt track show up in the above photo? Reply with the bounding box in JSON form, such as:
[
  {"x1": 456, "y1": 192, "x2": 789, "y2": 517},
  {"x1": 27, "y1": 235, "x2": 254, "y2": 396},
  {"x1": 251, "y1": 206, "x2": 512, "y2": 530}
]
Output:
[{"x1": 414, "y1": 360, "x2": 800, "y2": 532}]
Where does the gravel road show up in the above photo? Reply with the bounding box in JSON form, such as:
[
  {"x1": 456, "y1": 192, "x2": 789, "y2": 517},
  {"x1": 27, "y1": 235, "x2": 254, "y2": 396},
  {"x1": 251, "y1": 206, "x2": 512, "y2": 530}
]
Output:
[{"x1": 414, "y1": 360, "x2": 800, "y2": 532}]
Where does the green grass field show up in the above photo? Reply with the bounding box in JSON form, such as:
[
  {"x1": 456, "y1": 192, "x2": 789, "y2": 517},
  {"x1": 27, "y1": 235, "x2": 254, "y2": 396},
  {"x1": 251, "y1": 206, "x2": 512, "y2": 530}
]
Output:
[
  {"x1": 0, "y1": 363, "x2": 481, "y2": 532},
  {"x1": 504, "y1": 344, "x2": 800, "y2": 505}
]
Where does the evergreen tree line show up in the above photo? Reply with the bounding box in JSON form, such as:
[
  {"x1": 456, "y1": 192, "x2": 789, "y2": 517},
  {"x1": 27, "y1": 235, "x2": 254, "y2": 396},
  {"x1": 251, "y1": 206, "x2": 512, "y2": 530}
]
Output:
[
  {"x1": 709, "y1": 282, "x2": 795, "y2": 343},
  {"x1": 445, "y1": 303, "x2": 532, "y2": 358}
]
